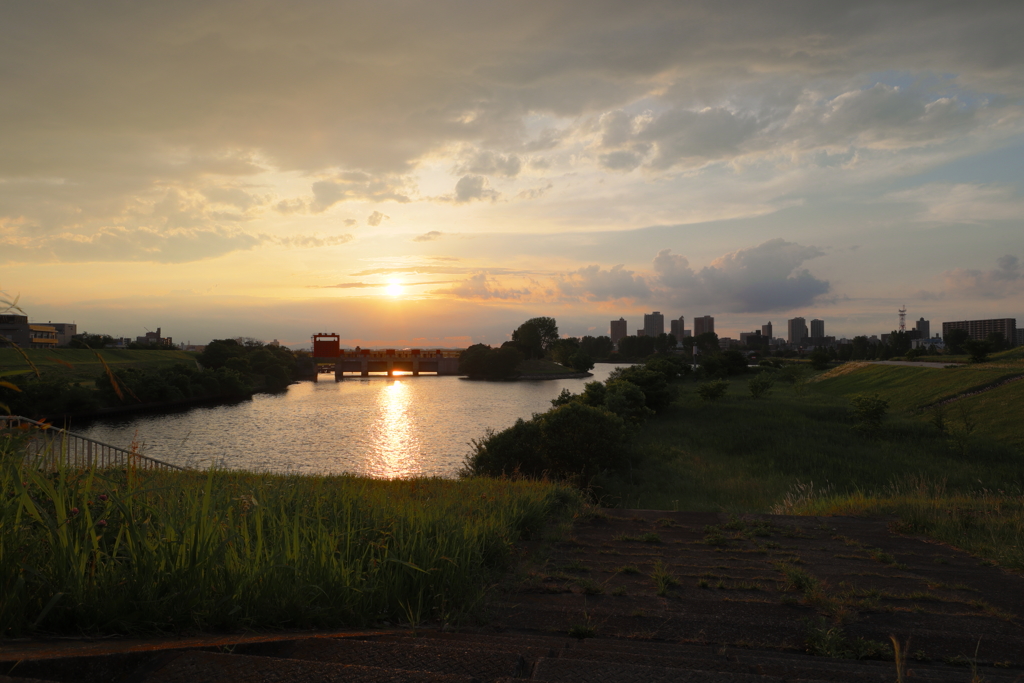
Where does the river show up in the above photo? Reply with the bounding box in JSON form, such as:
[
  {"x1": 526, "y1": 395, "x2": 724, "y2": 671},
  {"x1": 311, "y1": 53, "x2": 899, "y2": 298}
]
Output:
[{"x1": 73, "y1": 364, "x2": 629, "y2": 477}]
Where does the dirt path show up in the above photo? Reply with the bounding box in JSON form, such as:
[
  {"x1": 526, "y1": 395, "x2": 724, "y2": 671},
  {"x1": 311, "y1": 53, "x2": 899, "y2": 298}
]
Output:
[{"x1": 488, "y1": 509, "x2": 1024, "y2": 665}]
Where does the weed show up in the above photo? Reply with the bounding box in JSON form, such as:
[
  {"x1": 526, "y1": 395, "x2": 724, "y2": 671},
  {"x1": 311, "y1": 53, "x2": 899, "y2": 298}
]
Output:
[
  {"x1": 702, "y1": 525, "x2": 728, "y2": 546},
  {"x1": 650, "y1": 560, "x2": 679, "y2": 596},
  {"x1": 776, "y1": 563, "x2": 820, "y2": 594},
  {"x1": 697, "y1": 380, "x2": 729, "y2": 402},
  {"x1": 568, "y1": 623, "x2": 596, "y2": 639},
  {"x1": 616, "y1": 564, "x2": 641, "y2": 575},
  {"x1": 563, "y1": 559, "x2": 590, "y2": 573},
  {"x1": 697, "y1": 578, "x2": 710, "y2": 588},
  {"x1": 615, "y1": 532, "x2": 661, "y2": 543},
  {"x1": 574, "y1": 578, "x2": 604, "y2": 595},
  {"x1": 611, "y1": 586, "x2": 627, "y2": 596},
  {"x1": 723, "y1": 515, "x2": 745, "y2": 531}
]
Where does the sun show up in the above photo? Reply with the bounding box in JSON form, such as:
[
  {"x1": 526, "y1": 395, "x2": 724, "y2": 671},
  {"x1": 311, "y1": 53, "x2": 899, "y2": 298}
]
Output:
[{"x1": 385, "y1": 281, "x2": 403, "y2": 297}]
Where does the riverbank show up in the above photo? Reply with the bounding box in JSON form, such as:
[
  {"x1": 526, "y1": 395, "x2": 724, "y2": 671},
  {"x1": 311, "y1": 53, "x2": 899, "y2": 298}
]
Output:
[
  {"x1": 0, "y1": 348, "x2": 199, "y2": 383},
  {"x1": 0, "y1": 437, "x2": 579, "y2": 638}
]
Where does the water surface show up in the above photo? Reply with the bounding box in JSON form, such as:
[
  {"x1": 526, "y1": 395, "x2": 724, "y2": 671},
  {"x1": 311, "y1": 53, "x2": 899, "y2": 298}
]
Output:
[{"x1": 75, "y1": 364, "x2": 628, "y2": 477}]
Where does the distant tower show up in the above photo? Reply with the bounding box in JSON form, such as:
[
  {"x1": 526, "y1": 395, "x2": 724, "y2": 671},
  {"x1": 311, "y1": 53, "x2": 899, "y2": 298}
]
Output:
[
  {"x1": 899, "y1": 306, "x2": 907, "y2": 333},
  {"x1": 610, "y1": 318, "x2": 627, "y2": 345},
  {"x1": 643, "y1": 311, "x2": 665, "y2": 337}
]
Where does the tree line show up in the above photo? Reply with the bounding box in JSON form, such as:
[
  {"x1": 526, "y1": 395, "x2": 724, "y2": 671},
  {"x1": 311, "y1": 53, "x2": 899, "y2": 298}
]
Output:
[{"x1": 1, "y1": 338, "x2": 303, "y2": 419}]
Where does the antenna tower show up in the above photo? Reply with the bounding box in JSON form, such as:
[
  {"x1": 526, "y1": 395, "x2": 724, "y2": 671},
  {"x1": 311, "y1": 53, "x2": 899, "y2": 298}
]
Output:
[{"x1": 898, "y1": 306, "x2": 906, "y2": 333}]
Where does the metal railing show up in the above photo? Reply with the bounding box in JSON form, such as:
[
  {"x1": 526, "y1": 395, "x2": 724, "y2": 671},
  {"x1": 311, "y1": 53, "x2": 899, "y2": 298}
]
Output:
[{"x1": 1, "y1": 416, "x2": 185, "y2": 471}]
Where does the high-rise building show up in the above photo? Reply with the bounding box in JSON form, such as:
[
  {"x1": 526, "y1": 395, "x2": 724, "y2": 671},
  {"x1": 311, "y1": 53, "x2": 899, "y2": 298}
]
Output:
[
  {"x1": 610, "y1": 318, "x2": 627, "y2": 345},
  {"x1": 693, "y1": 315, "x2": 714, "y2": 337},
  {"x1": 942, "y1": 318, "x2": 1017, "y2": 343},
  {"x1": 914, "y1": 317, "x2": 930, "y2": 339},
  {"x1": 669, "y1": 316, "x2": 685, "y2": 339},
  {"x1": 787, "y1": 317, "x2": 808, "y2": 344},
  {"x1": 644, "y1": 311, "x2": 665, "y2": 337},
  {"x1": 739, "y1": 331, "x2": 763, "y2": 346},
  {"x1": 762, "y1": 321, "x2": 773, "y2": 339},
  {"x1": 810, "y1": 319, "x2": 824, "y2": 338}
]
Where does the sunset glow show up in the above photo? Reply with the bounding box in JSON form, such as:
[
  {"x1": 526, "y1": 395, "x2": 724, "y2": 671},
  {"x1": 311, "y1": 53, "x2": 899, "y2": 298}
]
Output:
[{"x1": 1, "y1": 3, "x2": 1021, "y2": 347}]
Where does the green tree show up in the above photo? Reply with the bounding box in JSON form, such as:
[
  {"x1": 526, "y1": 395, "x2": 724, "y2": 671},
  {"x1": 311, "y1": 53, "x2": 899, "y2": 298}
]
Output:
[
  {"x1": 944, "y1": 328, "x2": 970, "y2": 354},
  {"x1": 459, "y1": 344, "x2": 523, "y2": 379},
  {"x1": 568, "y1": 350, "x2": 594, "y2": 373},
  {"x1": 523, "y1": 316, "x2": 559, "y2": 350},
  {"x1": 607, "y1": 365, "x2": 674, "y2": 412},
  {"x1": 548, "y1": 337, "x2": 581, "y2": 365},
  {"x1": 511, "y1": 322, "x2": 543, "y2": 359},
  {"x1": 579, "y1": 335, "x2": 614, "y2": 360},
  {"x1": 808, "y1": 348, "x2": 830, "y2": 370},
  {"x1": 963, "y1": 339, "x2": 992, "y2": 364},
  {"x1": 693, "y1": 332, "x2": 720, "y2": 354}
]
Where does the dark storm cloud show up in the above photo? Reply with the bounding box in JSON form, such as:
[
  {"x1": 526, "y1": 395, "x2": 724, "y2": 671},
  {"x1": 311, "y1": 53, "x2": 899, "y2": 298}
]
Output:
[{"x1": 652, "y1": 239, "x2": 830, "y2": 312}]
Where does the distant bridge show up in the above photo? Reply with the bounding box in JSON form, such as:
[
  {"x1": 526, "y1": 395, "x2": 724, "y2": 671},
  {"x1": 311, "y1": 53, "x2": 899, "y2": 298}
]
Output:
[{"x1": 310, "y1": 333, "x2": 461, "y2": 379}]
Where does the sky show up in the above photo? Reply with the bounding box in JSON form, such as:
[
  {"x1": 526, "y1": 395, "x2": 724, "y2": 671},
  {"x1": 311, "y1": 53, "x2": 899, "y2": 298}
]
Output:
[{"x1": 2, "y1": 1, "x2": 1023, "y2": 348}]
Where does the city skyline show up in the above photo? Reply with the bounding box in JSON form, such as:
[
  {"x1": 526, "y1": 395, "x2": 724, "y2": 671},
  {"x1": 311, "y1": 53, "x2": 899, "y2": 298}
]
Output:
[{"x1": 2, "y1": 2, "x2": 1022, "y2": 348}]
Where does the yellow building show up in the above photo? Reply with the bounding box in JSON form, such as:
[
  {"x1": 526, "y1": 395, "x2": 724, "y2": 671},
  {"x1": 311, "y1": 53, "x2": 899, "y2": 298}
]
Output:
[{"x1": 28, "y1": 324, "x2": 58, "y2": 348}]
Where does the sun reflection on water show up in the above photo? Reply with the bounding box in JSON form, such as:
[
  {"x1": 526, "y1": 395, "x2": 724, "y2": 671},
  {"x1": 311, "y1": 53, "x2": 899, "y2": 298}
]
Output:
[{"x1": 371, "y1": 380, "x2": 420, "y2": 477}]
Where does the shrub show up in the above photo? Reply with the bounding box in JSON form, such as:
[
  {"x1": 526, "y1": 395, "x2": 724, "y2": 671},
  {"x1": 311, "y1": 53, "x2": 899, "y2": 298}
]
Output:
[
  {"x1": 748, "y1": 372, "x2": 776, "y2": 399},
  {"x1": 850, "y1": 393, "x2": 889, "y2": 433},
  {"x1": 568, "y1": 350, "x2": 595, "y2": 373},
  {"x1": 604, "y1": 379, "x2": 654, "y2": 424},
  {"x1": 607, "y1": 366, "x2": 674, "y2": 412},
  {"x1": 697, "y1": 380, "x2": 729, "y2": 402},
  {"x1": 462, "y1": 402, "x2": 627, "y2": 480}
]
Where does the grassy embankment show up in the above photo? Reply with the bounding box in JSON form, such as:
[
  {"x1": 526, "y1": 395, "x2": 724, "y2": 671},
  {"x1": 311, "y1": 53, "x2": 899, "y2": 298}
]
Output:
[
  {"x1": 0, "y1": 435, "x2": 577, "y2": 639},
  {"x1": 0, "y1": 349, "x2": 198, "y2": 385},
  {"x1": 596, "y1": 359, "x2": 1024, "y2": 570}
]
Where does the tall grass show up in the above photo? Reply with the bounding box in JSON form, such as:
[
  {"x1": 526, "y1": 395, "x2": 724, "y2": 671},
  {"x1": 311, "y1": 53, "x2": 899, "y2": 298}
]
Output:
[
  {"x1": 0, "y1": 432, "x2": 577, "y2": 638},
  {"x1": 775, "y1": 477, "x2": 1024, "y2": 572},
  {"x1": 596, "y1": 376, "x2": 1023, "y2": 512}
]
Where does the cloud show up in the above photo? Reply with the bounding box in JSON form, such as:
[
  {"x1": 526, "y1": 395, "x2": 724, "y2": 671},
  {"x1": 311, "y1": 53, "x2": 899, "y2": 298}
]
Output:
[
  {"x1": 316, "y1": 281, "x2": 379, "y2": 289},
  {"x1": 456, "y1": 150, "x2": 522, "y2": 177},
  {"x1": 413, "y1": 230, "x2": 444, "y2": 242},
  {"x1": 453, "y1": 175, "x2": 499, "y2": 203},
  {"x1": 0, "y1": 226, "x2": 355, "y2": 264},
  {"x1": 0, "y1": 226, "x2": 263, "y2": 264},
  {"x1": 435, "y1": 273, "x2": 530, "y2": 301},
  {"x1": 314, "y1": 279, "x2": 457, "y2": 289},
  {"x1": 515, "y1": 183, "x2": 553, "y2": 200},
  {"x1": 886, "y1": 183, "x2": 1024, "y2": 223},
  {"x1": 556, "y1": 264, "x2": 651, "y2": 302},
  {"x1": 942, "y1": 254, "x2": 1022, "y2": 299},
  {"x1": 367, "y1": 210, "x2": 389, "y2": 226},
  {"x1": 276, "y1": 234, "x2": 353, "y2": 248},
  {"x1": 652, "y1": 239, "x2": 829, "y2": 312}
]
